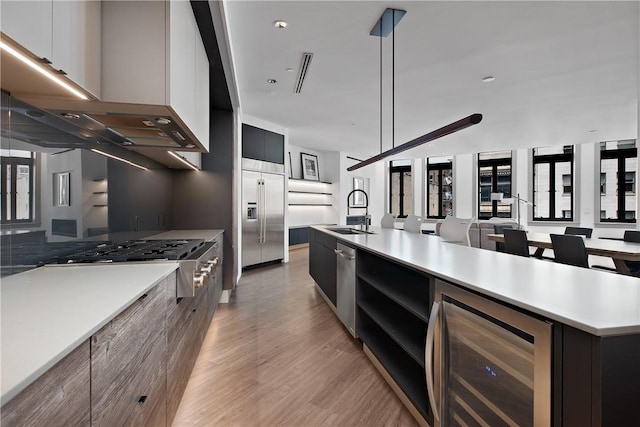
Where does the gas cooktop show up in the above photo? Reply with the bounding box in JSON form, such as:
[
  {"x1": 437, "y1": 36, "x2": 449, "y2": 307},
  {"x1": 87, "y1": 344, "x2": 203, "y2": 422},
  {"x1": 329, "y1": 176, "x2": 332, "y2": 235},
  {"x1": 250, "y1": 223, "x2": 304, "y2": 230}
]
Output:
[{"x1": 53, "y1": 239, "x2": 205, "y2": 263}]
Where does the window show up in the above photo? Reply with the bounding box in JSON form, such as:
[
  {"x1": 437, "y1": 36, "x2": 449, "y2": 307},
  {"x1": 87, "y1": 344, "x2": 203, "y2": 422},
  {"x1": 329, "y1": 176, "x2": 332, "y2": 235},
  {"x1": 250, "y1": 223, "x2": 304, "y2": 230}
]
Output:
[
  {"x1": 390, "y1": 160, "x2": 412, "y2": 218},
  {"x1": 625, "y1": 172, "x2": 635, "y2": 194},
  {"x1": 599, "y1": 140, "x2": 637, "y2": 223},
  {"x1": 532, "y1": 146, "x2": 574, "y2": 221},
  {"x1": 478, "y1": 151, "x2": 512, "y2": 219},
  {"x1": 1, "y1": 153, "x2": 35, "y2": 223},
  {"x1": 426, "y1": 156, "x2": 453, "y2": 218},
  {"x1": 562, "y1": 174, "x2": 571, "y2": 194}
]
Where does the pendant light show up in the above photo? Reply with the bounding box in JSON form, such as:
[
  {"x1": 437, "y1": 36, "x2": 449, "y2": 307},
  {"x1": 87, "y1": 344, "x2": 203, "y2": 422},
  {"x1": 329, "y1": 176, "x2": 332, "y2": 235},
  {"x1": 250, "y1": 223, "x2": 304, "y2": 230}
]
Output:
[{"x1": 348, "y1": 8, "x2": 483, "y2": 172}]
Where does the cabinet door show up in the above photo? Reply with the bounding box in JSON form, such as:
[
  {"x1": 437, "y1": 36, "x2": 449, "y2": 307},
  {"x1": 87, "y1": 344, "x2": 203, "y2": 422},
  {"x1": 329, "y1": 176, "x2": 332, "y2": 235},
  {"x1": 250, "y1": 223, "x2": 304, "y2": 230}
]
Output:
[
  {"x1": 91, "y1": 277, "x2": 169, "y2": 426},
  {"x1": 242, "y1": 124, "x2": 265, "y2": 160},
  {"x1": 194, "y1": 25, "x2": 210, "y2": 151},
  {"x1": 52, "y1": 0, "x2": 101, "y2": 98},
  {"x1": 0, "y1": 342, "x2": 90, "y2": 427},
  {"x1": 168, "y1": 0, "x2": 196, "y2": 136},
  {"x1": 264, "y1": 130, "x2": 285, "y2": 164},
  {"x1": 0, "y1": 0, "x2": 53, "y2": 61}
]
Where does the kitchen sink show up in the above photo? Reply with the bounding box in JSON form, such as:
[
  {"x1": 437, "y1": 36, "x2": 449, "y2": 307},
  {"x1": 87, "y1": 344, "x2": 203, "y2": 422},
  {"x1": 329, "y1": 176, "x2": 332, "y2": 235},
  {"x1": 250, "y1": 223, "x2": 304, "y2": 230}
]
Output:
[{"x1": 328, "y1": 227, "x2": 374, "y2": 235}]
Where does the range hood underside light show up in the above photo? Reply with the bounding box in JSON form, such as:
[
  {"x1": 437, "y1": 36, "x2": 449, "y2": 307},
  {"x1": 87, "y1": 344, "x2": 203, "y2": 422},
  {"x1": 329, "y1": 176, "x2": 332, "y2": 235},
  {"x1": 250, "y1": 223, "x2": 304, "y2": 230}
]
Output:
[
  {"x1": 168, "y1": 151, "x2": 199, "y2": 171},
  {"x1": 347, "y1": 114, "x2": 483, "y2": 171},
  {"x1": 0, "y1": 32, "x2": 94, "y2": 101},
  {"x1": 91, "y1": 148, "x2": 148, "y2": 171}
]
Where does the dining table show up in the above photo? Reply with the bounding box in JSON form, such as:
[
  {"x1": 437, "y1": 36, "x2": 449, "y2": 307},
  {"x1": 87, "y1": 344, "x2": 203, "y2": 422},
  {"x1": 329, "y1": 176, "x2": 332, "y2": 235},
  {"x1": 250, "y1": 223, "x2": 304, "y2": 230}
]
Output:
[{"x1": 487, "y1": 232, "x2": 640, "y2": 276}]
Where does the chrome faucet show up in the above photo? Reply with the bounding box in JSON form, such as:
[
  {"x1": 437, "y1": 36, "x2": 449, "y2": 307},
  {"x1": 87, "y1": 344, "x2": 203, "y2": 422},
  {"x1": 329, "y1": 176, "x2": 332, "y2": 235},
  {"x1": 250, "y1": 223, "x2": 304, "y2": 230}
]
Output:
[{"x1": 347, "y1": 189, "x2": 370, "y2": 231}]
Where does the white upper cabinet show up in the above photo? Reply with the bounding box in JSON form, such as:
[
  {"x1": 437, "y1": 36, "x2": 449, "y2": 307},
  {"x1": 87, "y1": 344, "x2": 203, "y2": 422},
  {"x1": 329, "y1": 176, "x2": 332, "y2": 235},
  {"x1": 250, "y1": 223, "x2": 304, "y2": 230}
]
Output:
[
  {"x1": 101, "y1": 1, "x2": 210, "y2": 152},
  {"x1": 52, "y1": 1, "x2": 101, "y2": 98},
  {"x1": 1, "y1": 1, "x2": 53, "y2": 61},
  {"x1": 0, "y1": 0, "x2": 101, "y2": 98}
]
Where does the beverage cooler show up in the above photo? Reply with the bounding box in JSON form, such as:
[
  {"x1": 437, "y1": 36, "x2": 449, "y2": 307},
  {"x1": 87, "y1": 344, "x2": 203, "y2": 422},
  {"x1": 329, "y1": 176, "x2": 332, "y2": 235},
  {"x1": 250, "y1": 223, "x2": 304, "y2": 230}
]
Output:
[{"x1": 426, "y1": 280, "x2": 552, "y2": 426}]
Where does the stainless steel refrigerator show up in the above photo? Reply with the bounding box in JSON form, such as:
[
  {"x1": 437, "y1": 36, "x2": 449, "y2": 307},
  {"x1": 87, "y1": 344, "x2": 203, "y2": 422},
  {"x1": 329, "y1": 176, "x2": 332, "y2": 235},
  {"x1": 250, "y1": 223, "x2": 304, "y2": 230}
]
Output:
[{"x1": 242, "y1": 167, "x2": 284, "y2": 268}]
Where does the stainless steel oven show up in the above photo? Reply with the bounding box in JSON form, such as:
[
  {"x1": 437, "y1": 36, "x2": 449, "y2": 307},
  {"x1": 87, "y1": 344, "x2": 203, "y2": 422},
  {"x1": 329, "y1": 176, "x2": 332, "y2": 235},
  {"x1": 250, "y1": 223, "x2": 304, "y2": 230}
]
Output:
[{"x1": 427, "y1": 279, "x2": 552, "y2": 427}]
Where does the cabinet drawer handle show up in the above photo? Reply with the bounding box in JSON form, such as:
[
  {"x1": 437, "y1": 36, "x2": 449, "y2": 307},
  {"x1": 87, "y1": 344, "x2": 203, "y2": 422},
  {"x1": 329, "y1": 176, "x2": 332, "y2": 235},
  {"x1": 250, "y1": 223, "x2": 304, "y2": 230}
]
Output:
[{"x1": 138, "y1": 395, "x2": 148, "y2": 404}]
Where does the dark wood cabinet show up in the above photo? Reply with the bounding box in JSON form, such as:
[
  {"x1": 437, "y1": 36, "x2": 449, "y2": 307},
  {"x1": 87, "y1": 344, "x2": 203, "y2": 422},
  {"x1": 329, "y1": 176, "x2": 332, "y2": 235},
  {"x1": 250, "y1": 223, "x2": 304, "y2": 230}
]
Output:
[
  {"x1": 0, "y1": 342, "x2": 90, "y2": 427},
  {"x1": 242, "y1": 123, "x2": 284, "y2": 165},
  {"x1": 91, "y1": 273, "x2": 172, "y2": 427},
  {"x1": 309, "y1": 227, "x2": 337, "y2": 305}
]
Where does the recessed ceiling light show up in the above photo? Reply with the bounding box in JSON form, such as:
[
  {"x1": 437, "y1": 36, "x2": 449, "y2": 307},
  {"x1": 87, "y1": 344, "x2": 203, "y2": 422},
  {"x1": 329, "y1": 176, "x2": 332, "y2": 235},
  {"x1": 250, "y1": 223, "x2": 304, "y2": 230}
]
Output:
[
  {"x1": 267, "y1": 79, "x2": 277, "y2": 84},
  {"x1": 273, "y1": 20, "x2": 287, "y2": 29},
  {"x1": 482, "y1": 76, "x2": 496, "y2": 83},
  {"x1": 286, "y1": 68, "x2": 295, "y2": 72}
]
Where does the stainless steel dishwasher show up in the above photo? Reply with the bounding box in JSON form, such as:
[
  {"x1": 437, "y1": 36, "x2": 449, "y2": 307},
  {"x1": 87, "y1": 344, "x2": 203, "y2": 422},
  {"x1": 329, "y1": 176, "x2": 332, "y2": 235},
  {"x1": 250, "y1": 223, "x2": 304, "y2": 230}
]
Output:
[{"x1": 335, "y1": 242, "x2": 357, "y2": 337}]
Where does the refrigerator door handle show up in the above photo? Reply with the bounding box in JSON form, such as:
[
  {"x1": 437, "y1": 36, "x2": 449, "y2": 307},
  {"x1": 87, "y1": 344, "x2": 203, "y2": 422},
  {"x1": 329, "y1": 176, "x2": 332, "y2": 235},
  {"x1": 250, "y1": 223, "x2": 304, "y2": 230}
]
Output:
[
  {"x1": 259, "y1": 180, "x2": 265, "y2": 243},
  {"x1": 426, "y1": 301, "x2": 441, "y2": 422},
  {"x1": 257, "y1": 180, "x2": 262, "y2": 243},
  {"x1": 262, "y1": 180, "x2": 267, "y2": 243}
]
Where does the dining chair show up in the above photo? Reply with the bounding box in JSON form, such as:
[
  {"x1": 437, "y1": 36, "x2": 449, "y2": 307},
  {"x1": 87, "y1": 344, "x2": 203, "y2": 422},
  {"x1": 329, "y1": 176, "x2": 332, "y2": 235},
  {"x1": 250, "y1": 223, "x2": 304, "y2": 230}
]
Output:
[
  {"x1": 403, "y1": 214, "x2": 422, "y2": 234},
  {"x1": 439, "y1": 216, "x2": 474, "y2": 246},
  {"x1": 623, "y1": 231, "x2": 640, "y2": 276},
  {"x1": 503, "y1": 229, "x2": 530, "y2": 257},
  {"x1": 564, "y1": 226, "x2": 593, "y2": 238},
  {"x1": 381, "y1": 213, "x2": 395, "y2": 229},
  {"x1": 550, "y1": 234, "x2": 590, "y2": 268}
]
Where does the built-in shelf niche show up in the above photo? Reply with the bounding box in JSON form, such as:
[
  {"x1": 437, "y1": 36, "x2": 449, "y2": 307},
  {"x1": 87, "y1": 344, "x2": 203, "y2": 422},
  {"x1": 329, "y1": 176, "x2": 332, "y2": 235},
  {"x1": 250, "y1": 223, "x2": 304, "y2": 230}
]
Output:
[{"x1": 288, "y1": 178, "x2": 333, "y2": 207}]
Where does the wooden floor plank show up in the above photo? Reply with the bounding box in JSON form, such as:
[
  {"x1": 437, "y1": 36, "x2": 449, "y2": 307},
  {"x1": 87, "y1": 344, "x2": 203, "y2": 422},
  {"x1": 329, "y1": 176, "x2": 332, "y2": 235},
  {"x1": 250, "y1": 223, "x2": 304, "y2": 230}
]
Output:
[{"x1": 172, "y1": 248, "x2": 419, "y2": 427}]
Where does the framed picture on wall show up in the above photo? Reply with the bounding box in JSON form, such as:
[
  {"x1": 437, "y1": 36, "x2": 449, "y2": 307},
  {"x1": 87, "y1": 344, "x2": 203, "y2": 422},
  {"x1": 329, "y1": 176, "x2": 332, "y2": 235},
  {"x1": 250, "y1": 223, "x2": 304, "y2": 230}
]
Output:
[
  {"x1": 288, "y1": 152, "x2": 293, "y2": 178},
  {"x1": 300, "y1": 152, "x2": 319, "y2": 181},
  {"x1": 352, "y1": 177, "x2": 366, "y2": 206},
  {"x1": 53, "y1": 172, "x2": 70, "y2": 207}
]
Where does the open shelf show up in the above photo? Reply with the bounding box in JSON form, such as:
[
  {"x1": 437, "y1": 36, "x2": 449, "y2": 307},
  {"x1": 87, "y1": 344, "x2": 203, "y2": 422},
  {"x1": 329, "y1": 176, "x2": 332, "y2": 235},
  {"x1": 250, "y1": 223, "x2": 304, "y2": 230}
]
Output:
[
  {"x1": 288, "y1": 190, "x2": 332, "y2": 195},
  {"x1": 358, "y1": 309, "x2": 430, "y2": 420},
  {"x1": 358, "y1": 299, "x2": 426, "y2": 367},
  {"x1": 357, "y1": 251, "x2": 430, "y2": 322},
  {"x1": 358, "y1": 273, "x2": 429, "y2": 321},
  {"x1": 289, "y1": 178, "x2": 332, "y2": 184},
  {"x1": 288, "y1": 203, "x2": 332, "y2": 206}
]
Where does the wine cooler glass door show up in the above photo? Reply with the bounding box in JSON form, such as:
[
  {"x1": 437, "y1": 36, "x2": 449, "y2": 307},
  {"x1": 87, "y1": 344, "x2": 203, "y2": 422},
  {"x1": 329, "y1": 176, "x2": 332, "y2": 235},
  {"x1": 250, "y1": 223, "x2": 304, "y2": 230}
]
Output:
[{"x1": 432, "y1": 280, "x2": 552, "y2": 427}]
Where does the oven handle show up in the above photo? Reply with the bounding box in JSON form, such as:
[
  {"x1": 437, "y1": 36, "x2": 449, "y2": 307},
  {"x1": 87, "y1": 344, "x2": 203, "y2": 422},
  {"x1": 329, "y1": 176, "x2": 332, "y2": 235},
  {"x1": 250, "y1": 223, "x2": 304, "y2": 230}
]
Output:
[{"x1": 426, "y1": 300, "x2": 441, "y2": 422}]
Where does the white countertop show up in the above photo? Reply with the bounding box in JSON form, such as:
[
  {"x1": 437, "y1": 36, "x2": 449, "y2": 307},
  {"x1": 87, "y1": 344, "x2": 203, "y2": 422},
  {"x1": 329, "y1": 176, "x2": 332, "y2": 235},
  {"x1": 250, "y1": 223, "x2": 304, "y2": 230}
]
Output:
[
  {"x1": 316, "y1": 226, "x2": 640, "y2": 337},
  {"x1": 0, "y1": 263, "x2": 178, "y2": 404},
  {"x1": 148, "y1": 229, "x2": 223, "y2": 242}
]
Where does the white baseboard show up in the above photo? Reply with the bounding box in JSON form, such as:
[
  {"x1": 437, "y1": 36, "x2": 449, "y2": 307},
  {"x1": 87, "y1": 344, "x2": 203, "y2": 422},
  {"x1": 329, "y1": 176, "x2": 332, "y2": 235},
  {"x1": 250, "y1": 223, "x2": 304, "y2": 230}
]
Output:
[{"x1": 220, "y1": 289, "x2": 231, "y2": 303}]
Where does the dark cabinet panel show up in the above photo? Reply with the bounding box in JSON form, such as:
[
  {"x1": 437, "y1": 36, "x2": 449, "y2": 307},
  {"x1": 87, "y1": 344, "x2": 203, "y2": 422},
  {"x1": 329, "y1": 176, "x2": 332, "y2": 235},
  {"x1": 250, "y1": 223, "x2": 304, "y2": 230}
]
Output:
[
  {"x1": 264, "y1": 130, "x2": 284, "y2": 164},
  {"x1": 309, "y1": 228, "x2": 337, "y2": 305},
  {"x1": 289, "y1": 227, "x2": 309, "y2": 245},
  {"x1": 242, "y1": 124, "x2": 264, "y2": 161},
  {"x1": 242, "y1": 123, "x2": 284, "y2": 165}
]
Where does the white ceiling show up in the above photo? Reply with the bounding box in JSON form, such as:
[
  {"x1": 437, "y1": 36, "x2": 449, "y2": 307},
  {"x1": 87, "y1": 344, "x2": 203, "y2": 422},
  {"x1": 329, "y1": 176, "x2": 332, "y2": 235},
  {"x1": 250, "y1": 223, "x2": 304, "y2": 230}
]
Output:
[{"x1": 224, "y1": 1, "x2": 639, "y2": 162}]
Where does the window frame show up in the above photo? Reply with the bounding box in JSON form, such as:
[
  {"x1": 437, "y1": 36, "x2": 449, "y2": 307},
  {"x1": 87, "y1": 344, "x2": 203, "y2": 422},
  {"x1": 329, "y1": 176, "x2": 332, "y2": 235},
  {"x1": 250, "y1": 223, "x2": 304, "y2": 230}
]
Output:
[
  {"x1": 599, "y1": 145, "x2": 637, "y2": 223},
  {"x1": 532, "y1": 146, "x2": 574, "y2": 222},
  {"x1": 1, "y1": 155, "x2": 35, "y2": 224},
  {"x1": 477, "y1": 153, "x2": 512, "y2": 219},
  {"x1": 389, "y1": 164, "x2": 412, "y2": 218},
  {"x1": 426, "y1": 160, "x2": 453, "y2": 219}
]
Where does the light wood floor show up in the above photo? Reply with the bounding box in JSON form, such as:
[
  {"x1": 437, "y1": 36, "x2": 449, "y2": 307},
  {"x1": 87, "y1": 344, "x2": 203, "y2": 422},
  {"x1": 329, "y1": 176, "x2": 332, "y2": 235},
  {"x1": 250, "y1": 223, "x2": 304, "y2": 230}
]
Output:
[{"x1": 172, "y1": 247, "x2": 419, "y2": 427}]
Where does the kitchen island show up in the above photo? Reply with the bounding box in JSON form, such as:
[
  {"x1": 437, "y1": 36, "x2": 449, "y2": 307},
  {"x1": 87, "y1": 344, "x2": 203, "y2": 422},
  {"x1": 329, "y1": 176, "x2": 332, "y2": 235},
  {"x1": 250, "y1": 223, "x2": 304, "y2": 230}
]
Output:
[{"x1": 310, "y1": 225, "x2": 640, "y2": 426}]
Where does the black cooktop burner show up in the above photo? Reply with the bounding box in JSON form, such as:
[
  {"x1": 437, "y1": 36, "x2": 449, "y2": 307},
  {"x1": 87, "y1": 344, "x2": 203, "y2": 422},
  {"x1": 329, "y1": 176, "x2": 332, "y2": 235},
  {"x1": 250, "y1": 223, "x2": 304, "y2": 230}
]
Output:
[{"x1": 55, "y1": 239, "x2": 205, "y2": 263}]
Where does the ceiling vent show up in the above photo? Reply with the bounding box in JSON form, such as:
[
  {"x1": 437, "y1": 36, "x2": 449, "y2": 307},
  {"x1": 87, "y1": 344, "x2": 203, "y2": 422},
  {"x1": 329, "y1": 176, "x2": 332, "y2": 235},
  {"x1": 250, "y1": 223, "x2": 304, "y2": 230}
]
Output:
[{"x1": 294, "y1": 52, "x2": 313, "y2": 94}]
